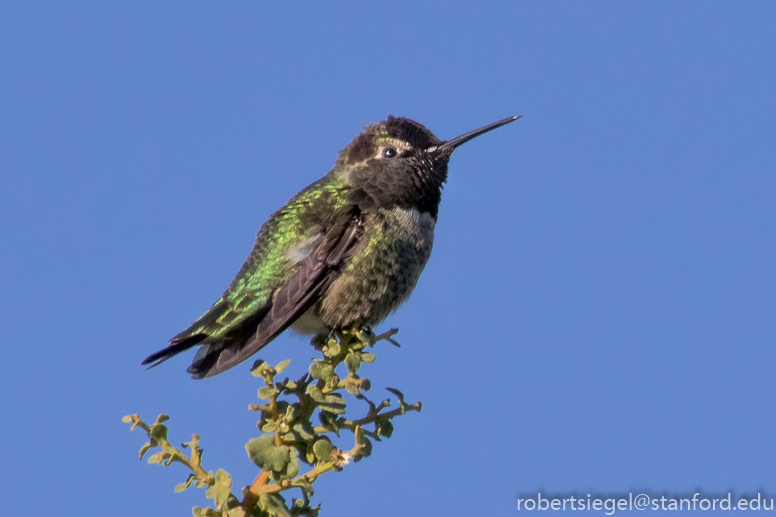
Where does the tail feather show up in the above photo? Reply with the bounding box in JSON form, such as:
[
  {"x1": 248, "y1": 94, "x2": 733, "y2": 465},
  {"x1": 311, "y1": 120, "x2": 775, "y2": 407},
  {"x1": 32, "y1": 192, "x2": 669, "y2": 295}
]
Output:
[
  {"x1": 186, "y1": 340, "x2": 261, "y2": 379},
  {"x1": 185, "y1": 344, "x2": 222, "y2": 379},
  {"x1": 141, "y1": 334, "x2": 208, "y2": 369},
  {"x1": 185, "y1": 305, "x2": 274, "y2": 378}
]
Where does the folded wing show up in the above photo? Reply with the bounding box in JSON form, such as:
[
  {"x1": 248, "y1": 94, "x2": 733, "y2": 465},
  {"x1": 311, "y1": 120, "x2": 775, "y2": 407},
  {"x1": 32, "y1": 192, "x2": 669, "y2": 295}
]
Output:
[{"x1": 142, "y1": 217, "x2": 363, "y2": 378}]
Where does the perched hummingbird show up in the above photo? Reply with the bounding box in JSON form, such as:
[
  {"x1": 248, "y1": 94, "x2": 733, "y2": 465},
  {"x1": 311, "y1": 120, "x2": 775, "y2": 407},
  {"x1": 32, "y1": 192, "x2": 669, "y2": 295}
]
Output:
[{"x1": 142, "y1": 115, "x2": 520, "y2": 378}]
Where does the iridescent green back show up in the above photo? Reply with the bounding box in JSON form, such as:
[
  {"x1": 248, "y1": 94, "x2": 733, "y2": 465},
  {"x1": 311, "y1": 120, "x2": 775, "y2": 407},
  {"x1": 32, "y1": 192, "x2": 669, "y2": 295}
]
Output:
[{"x1": 174, "y1": 174, "x2": 350, "y2": 341}]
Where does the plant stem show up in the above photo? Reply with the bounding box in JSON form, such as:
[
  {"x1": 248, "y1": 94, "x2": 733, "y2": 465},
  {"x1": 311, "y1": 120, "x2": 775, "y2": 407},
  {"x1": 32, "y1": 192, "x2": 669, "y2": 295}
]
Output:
[{"x1": 241, "y1": 470, "x2": 270, "y2": 513}]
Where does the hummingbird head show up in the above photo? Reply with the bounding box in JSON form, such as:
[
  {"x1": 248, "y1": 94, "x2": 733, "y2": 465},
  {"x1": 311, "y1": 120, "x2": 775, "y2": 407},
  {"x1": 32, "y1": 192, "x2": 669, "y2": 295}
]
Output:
[{"x1": 335, "y1": 115, "x2": 520, "y2": 218}]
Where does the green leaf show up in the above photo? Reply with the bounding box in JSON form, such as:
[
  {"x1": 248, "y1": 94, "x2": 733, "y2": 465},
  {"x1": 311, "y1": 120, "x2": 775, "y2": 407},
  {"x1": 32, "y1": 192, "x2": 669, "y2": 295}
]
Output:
[
  {"x1": 290, "y1": 421, "x2": 315, "y2": 441},
  {"x1": 258, "y1": 493, "x2": 291, "y2": 517},
  {"x1": 227, "y1": 507, "x2": 248, "y2": 517},
  {"x1": 205, "y1": 469, "x2": 234, "y2": 510},
  {"x1": 312, "y1": 438, "x2": 335, "y2": 463},
  {"x1": 215, "y1": 477, "x2": 232, "y2": 509},
  {"x1": 126, "y1": 415, "x2": 141, "y2": 431},
  {"x1": 266, "y1": 446, "x2": 300, "y2": 484},
  {"x1": 245, "y1": 438, "x2": 298, "y2": 481},
  {"x1": 354, "y1": 326, "x2": 374, "y2": 344},
  {"x1": 275, "y1": 359, "x2": 292, "y2": 374},
  {"x1": 319, "y1": 393, "x2": 346, "y2": 414},
  {"x1": 276, "y1": 401, "x2": 290, "y2": 416},
  {"x1": 284, "y1": 403, "x2": 300, "y2": 422},
  {"x1": 289, "y1": 499, "x2": 320, "y2": 517},
  {"x1": 275, "y1": 419, "x2": 291, "y2": 434},
  {"x1": 345, "y1": 353, "x2": 361, "y2": 373},
  {"x1": 250, "y1": 360, "x2": 267, "y2": 377},
  {"x1": 307, "y1": 386, "x2": 324, "y2": 402},
  {"x1": 309, "y1": 361, "x2": 334, "y2": 381},
  {"x1": 246, "y1": 436, "x2": 290, "y2": 472},
  {"x1": 174, "y1": 474, "x2": 196, "y2": 492},
  {"x1": 215, "y1": 468, "x2": 232, "y2": 486},
  {"x1": 291, "y1": 478, "x2": 315, "y2": 499},
  {"x1": 377, "y1": 420, "x2": 394, "y2": 439},
  {"x1": 345, "y1": 383, "x2": 361, "y2": 397},
  {"x1": 149, "y1": 423, "x2": 168, "y2": 441},
  {"x1": 138, "y1": 442, "x2": 153, "y2": 461},
  {"x1": 285, "y1": 449, "x2": 300, "y2": 479},
  {"x1": 317, "y1": 411, "x2": 340, "y2": 436},
  {"x1": 257, "y1": 387, "x2": 279, "y2": 400},
  {"x1": 360, "y1": 352, "x2": 376, "y2": 363},
  {"x1": 323, "y1": 340, "x2": 341, "y2": 357},
  {"x1": 355, "y1": 436, "x2": 372, "y2": 461}
]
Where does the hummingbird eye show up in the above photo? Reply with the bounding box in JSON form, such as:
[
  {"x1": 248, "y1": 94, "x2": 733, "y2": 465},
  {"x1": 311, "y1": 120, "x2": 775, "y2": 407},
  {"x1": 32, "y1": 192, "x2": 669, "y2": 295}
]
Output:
[{"x1": 382, "y1": 147, "x2": 397, "y2": 158}]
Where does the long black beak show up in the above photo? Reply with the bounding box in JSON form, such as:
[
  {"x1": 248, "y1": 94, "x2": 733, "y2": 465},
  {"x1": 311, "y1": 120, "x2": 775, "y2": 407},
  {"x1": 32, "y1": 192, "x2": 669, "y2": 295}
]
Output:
[{"x1": 429, "y1": 115, "x2": 521, "y2": 153}]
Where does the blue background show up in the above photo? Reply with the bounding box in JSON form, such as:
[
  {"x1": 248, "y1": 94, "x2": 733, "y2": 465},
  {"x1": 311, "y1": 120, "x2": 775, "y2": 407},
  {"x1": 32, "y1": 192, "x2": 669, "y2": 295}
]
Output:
[{"x1": 2, "y1": 2, "x2": 775, "y2": 515}]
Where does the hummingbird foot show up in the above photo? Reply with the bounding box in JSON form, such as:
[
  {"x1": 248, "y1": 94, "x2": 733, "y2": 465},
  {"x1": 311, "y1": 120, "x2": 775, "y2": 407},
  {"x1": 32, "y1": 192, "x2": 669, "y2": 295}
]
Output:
[
  {"x1": 310, "y1": 331, "x2": 332, "y2": 351},
  {"x1": 309, "y1": 325, "x2": 400, "y2": 357}
]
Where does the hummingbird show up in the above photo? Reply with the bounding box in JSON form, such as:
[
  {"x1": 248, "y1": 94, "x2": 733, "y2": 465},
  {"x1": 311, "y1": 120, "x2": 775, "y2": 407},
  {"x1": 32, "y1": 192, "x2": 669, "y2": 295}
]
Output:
[{"x1": 142, "y1": 115, "x2": 520, "y2": 378}]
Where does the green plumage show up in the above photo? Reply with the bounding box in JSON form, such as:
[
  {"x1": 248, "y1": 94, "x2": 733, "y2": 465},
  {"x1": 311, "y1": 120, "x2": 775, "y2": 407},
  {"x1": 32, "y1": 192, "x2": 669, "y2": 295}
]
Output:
[{"x1": 179, "y1": 175, "x2": 350, "y2": 341}]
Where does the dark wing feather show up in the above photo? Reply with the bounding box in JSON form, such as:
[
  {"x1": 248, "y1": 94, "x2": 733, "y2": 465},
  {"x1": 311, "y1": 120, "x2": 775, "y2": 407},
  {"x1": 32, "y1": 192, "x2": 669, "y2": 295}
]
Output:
[
  {"x1": 185, "y1": 219, "x2": 363, "y2": 378},
  {"x1": 140, "y1": 298, "x2": 235, "y2": 368},
  {"x1": 140, "y1": 333, "x2": 209, "y2": 368}
]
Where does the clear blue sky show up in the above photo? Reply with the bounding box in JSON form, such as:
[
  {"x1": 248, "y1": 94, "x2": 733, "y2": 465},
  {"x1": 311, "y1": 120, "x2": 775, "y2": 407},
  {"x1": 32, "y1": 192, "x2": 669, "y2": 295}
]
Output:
[{"x1": 2, "y1": 2, "x2": 775, "y2": 516}]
